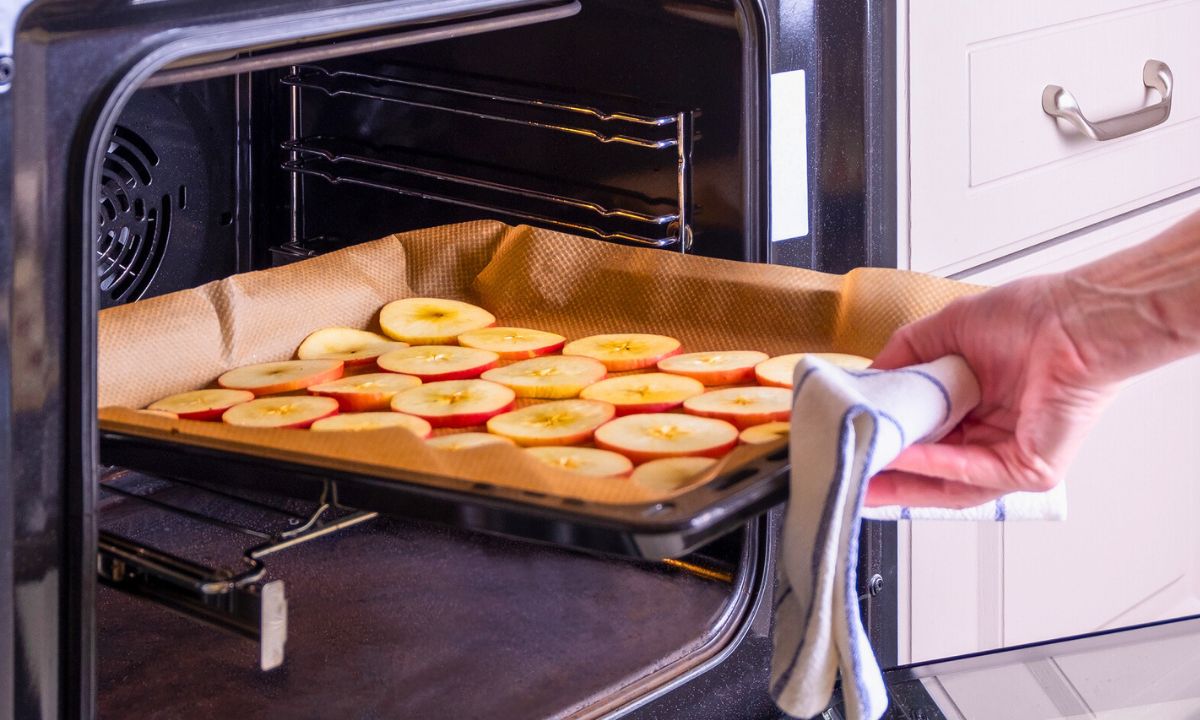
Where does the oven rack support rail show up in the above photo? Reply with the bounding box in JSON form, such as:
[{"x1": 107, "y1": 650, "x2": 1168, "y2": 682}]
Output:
[
  {"x1": 281, "y1": 64, "x2": 695, "y2": 250},
  {"x1": 97, "y1": 474, "x2": 376, "y2": 671}
]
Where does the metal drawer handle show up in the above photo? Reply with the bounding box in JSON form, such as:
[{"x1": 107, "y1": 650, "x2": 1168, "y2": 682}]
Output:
[{"x1": 1042, "y1": 59, "x2": 1173, "y2": 141}]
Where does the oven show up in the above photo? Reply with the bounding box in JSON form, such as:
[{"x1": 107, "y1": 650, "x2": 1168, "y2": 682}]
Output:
[{"x1": 2, "y1": 1, "x2": 897, "y2": 717}]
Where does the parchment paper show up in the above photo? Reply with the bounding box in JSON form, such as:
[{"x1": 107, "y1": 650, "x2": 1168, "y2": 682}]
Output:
[{"x1": 99, "y1": 221, "x2": 979, "y2": 504}]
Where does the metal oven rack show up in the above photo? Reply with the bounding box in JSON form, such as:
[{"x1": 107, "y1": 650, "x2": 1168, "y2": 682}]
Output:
[
  {"x1": 279, "y1": 64, "x2": 695, "y2": 251},
  {"x1": 97, "y1": 470, "x2": 376, "y2": 671}
]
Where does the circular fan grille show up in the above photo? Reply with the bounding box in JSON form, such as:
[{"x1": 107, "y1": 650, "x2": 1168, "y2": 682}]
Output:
[{"x1": 96, "y1": 125, "x2": 170, "y2": 305}]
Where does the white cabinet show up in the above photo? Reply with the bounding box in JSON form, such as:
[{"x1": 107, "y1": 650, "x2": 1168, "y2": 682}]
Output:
[{"x1": 901, "y1": 193, "x2": 1200, "y2": 663}]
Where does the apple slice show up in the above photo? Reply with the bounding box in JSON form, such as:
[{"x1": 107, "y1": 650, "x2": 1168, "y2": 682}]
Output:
[
  {"x1": 147, "y1": 388, "x2": 255, "y2": 421},
  {"x1": 593, "y1": 413, "x2": 738, "y2": 463},
  {"x1": 376, "y1": 346, "x2": 499, "y2": 382},
  {"x1": 658, "y1": 350, "x2": 769, "y2": 386},
  {"x1": 740, "y1": 421, "x2": 791, "y2": 445},
  {"x1": 683, "y1": 387, "x2": 792, "y2": 429},
  {"x1": 138, "y1": 409, "x2": 179, "y2": 420},
  {"x1": 222, "y1": 396, "x2": 339, "y2": 429},
  {"x1": 379, "y1": 297, "x2": 496, "y2": 344},
  {"x1": 308, "y1": 372, "x2": 422, "y2": 412},
  {"x1": 630, "y1": 457, "x2": 718, "y2": 492},
  {"x1": 562, "y1": 333, "x2": 682, "y2": 371},
  {"x1": 525, "y1": 446, "x2": 633, "y2": 478},
  {"x1": 486, "y1": 399, "x2": 615, "y2": 446},
  {"x1": 457, "y1": 327, "x2": 566, "y2": 359},
  {"x1": 389, "y1": 380, "x2": 515, "y2": 429},
  {"x1": 481, "y1": 356, "x2": 607, "y2": 399},
  {"x1": 310, "y1": 412, "x2": 432, "y2": 437},
  {"x1": 296, "y1": 327, "x2": 409, "y2": 366},
  {"x1": 755, "y1": 352, "x2": 873, "y2": 388},
  {"x1": 218, "y1": 359, "x2": 344, "y2": 396},
  {"x1": 426, "y1": 432, "x2": 516, "y2": 451},
  {"x1": 580, "y1": 372, "x2": 704, "y2": 415}
]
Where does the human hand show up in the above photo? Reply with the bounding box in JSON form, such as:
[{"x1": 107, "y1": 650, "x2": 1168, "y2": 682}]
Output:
[{"x1": 864, "y1": 274, "x2": 1117, "y2": 509}]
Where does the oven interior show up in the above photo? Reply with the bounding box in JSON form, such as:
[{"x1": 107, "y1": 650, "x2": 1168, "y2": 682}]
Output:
[{"x1": 94, "y1": 3, "x2": 781, "y2": 718}]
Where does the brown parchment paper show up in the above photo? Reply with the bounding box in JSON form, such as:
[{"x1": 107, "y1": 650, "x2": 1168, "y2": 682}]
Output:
[{"x1": 98, "y1": 221, "x2": 980, "y2": 505}]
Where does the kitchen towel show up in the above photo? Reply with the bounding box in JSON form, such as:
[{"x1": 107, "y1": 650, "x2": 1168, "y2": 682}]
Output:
[{"x1": 771, "y1": 355, "x2": 1066, "y2": 720}]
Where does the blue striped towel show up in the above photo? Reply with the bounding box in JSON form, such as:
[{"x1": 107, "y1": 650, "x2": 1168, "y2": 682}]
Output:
[{"x1": 771, "y1": 355, "x2": 1066, "y2": 720}]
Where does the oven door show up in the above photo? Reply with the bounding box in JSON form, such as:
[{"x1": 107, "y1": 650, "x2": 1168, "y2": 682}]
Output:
[{"x1": 826, "y1": 614, "x2": 1200, "y2": 720}]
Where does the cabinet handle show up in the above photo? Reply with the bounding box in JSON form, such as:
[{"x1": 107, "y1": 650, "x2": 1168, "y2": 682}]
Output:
[{"x1": 1042, "y1": 59, "x2": 1173, "y2": 141}]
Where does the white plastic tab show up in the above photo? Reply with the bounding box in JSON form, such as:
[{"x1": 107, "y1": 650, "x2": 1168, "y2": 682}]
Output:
[{"x1": 770, "y1": 69, "x2": 810, "y2": 242}]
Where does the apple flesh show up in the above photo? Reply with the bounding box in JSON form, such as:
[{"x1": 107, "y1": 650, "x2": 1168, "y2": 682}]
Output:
[
  {"x1": 630, "y1": 457, "x2": 718, "y2": 492},
  {"x1": 379, "y1": 297, "x2": 496, "y2": 345},
  {"x1": 296, "y1": 327, "x2": 409, "y2": 366},
  {"x1": 217, "y1": 359, "x2": 344, "y2": 396},
  {"x1": 657, "y1": 350, "x2": 769, "y2": 386},
  {"x1": 525, "y1": 446, "x2": 633, "y2": 478},
  {"x1": 486, "y1": 399, "x2": 615, "y2": 446},
  {"x1": 309, "y1": 412, "x2": 432, "y2": 437},
  {"x1": 740, "y1": 421, "x2": 791, "y2": 445},
  {"x1": 457, "y1": 327, "x2": 566, "y2": 360},
  {"x1": 147, "y1": 388, "x2": 255, "y2": 421},
  {"x1": 481, "y1": 356, "x2": 607, "y2": 399},
  {"x1": 683, "y1": 387, "x2": 792, "y2": 429},
  {"x1": 593, "y1": 413, "x2": 738, "y2": 464},
  {"x1": 376, "y1": 346, "x2": 499, "y2": 382},
  {"x1": 580, "y1": 372, "x2": 704, "y2": 415},
  {"x1": 389, "y1": 379, "x2": 515, "y2": 429},
  {"x1": 426, "y1": 432, "x2": 516, "y2": 451},
  {"x1": 562, "y1": 333, "x2": 682, "y2": 371},
  {"x1": 308, "y1": 372, "x2": 422, "y2": 412},
  {"x1": 221, "y1": 396, "x2": 339, "y2": 429},
  {"x1": 755, "y1": 352, "x2": 873, "y2": 388}
]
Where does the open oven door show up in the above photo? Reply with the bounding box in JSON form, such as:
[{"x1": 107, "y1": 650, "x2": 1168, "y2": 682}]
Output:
[{"x1": 825, "y1": 613, "x2": 1200, "y2": 719}]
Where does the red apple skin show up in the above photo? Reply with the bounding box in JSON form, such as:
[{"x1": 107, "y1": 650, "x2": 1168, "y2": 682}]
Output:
[
  {"x1": 308, "y1": 390, "x2": 390, "y2": 413},
  {"x1": 177, "y1": 407, "x2": 227, "y2": 421},
  {"x1": 595, "y1": 436, "x2": 738, "y2": 465},
  {"x1": 501, "y1": 338, "x2": 566, "y2": 360},
  {"x1": 664, "y1": 365, "x2": 758, "y2": 386},
  {"x1": 754, "y1": 372, "x2": 790, "y2": 389},
  {"x1": 222, "y1": 405, "x2": 339, "y2": 429},
  {"x1": 413, "y1": 400, "x2": 515, "y2": 429},
  {"x1": 218, "y1": 361, "x2": 345, "y2": 396},
  {"x1": 610, "y1": 399, "x2": 688, "y2": 416},
  {"x1": 684, "y1": 406, "x2": 789, "y2": 430},
  {"x1": 381, "y1": 360, "x2": 498, "y2": 383}
]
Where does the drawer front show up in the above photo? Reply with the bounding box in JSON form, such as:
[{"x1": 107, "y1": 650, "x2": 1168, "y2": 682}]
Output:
[{"x1": 908, "y1": 0, "x2": 1200, "y2": 275}]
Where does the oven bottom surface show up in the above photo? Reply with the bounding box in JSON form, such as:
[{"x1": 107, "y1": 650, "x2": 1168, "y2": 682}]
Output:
[{"x1": 96, "y1": 504, "x2": 738, "y2": 719}]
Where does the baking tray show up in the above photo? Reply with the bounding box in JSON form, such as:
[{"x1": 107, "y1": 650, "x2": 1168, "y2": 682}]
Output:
[{"x1": 98, "y1": 221, "x2": 975, "y2": 558}]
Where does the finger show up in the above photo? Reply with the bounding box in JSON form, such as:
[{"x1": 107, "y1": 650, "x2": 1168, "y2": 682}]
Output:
[
  {"x1": 885, "y1": 441, "x2": 1058, "y2": 494},
  {"x1": 870, "y1": 305, "x2": 962, "y2": 370},
  {"x1": 865, "y1": 470, "x2": 1005, "y2": 509}
]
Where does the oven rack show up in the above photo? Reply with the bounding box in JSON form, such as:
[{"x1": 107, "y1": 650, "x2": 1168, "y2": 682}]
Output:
[
  {"x1": 97, "y1": 471, "x2": 376, "y2": 671},
  {"x1": 282, "y1": 65, "x2": 694, "y2": 250}
]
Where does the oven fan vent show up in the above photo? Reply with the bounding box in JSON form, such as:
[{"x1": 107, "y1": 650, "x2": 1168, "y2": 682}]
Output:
[{"x1": 97, "y1": 125, "x2": 172, "y2": 306}]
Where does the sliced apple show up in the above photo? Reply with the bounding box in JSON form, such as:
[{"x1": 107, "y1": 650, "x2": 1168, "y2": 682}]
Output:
[
  {"x1": 740, "y1": 421, "x2": 791, "y2": 445},
  {"x1": 457, "y1": 327, "x2": 566, "y2": 360},
  {"x1": 480, "y1": 356, "x2": 607, "y2": 399},
  {"x1": 486, "y1": 399, "x2": 615, "y2": 446},
  {"x1": 147, "y1": 388, "x2": 255, "y2": 421},
  {"x1": 379, "y1": 297, "x2": 495, "y2": 345},
  {"x1": 525, "y1": 446, "x2": 633, "y2": 478},
  {"x1": 296, "y1": 327, "x2": 409, "y2": 366},
  {"x1": 222, "y1": 396, "x2": 339, "y2": 429},
  {"x1": 137, "y1": 409, "x2": 179, "y2": 420},
  {"x1": 376, "y1": 346, "x2": 499, "y2": 382},
  {"x1": 683, "y1": 387, "x2": 792, "y2": 429},
  {"x1": 308, "y1": 372, "x2": 422, "y2": 412},
  {"x1": 658, "y1": 350, "x2": 769, "y2": 386},
  {"x1": 389, "y1": 380, "x2": 515, "y2": 429},
  {"x1": 309, "y1": 412, "x2": 432, "y2": 437},
  {"x1": 755, "y1": 352, "x2": 873, "y2": 388},
  {"x1": 218, "y1": 359, "x2": 344, "y2": 396},
  {"x1": 580, "y1": 372, "x2": 704, "y2": 415},
  {"x1": 630, "y1": 457, "x2": 718, "y2": 492},
  {"x1": 426, "y1": 432, "x2": 517, "y2": 451},
  {"x1": 562, "y1": 333, "x2": 682, "y2": 371},
  {"x1": 593, "y1": 413, "x2": 738, "y2": 464}
]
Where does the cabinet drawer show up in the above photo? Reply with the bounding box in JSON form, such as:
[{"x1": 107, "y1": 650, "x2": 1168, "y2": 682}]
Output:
[{"x1": 908, "y1": 0, "x2": 1200, "y2": 275}]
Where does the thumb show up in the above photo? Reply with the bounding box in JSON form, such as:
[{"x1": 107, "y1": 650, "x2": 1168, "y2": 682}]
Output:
[{"x1": 871, "y1": 303, "x2": 964, "y2": 370}]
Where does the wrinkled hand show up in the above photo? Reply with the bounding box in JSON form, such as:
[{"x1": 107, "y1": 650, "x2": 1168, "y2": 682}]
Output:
[{"x1": 865, "y1": 275, "x2": 1116, "y2": 509}]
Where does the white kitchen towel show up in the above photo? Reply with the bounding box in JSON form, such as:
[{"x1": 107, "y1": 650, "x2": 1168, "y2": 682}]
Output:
[{"x1": 770, "y1": 355, "x2": 1066, "y2": 720}]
